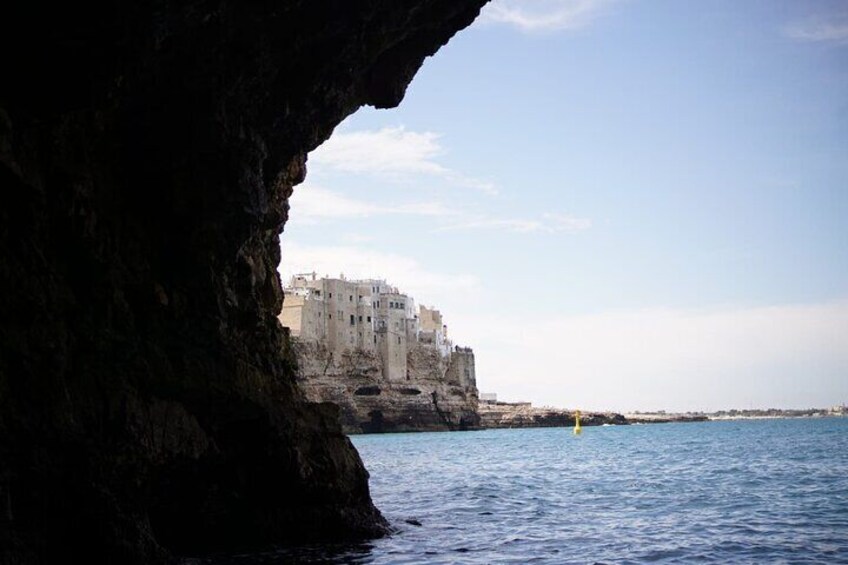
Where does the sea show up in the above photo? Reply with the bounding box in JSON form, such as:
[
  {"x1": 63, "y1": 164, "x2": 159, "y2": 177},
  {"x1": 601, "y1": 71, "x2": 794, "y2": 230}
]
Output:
[{"x1": 211, "y1": 418, "x2": 848, "y2": 564}]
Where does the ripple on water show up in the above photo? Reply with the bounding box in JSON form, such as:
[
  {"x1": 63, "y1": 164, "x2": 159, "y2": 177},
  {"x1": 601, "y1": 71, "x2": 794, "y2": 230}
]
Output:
[
  {"x1": 192, "y1": 419, "x2": 848, "y2": 564},
  {"x1": 350, "y1": 419, "x2": 848, "y2": 564}
]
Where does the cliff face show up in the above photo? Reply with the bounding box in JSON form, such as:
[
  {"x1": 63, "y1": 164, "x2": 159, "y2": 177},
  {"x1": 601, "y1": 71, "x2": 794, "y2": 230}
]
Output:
[
  {"x1": 478, "y1": 404, "x2": 629, "y2": 429},
  {"x1": 294, "y1": 340, "x2": 480, "y2": 433},
  {"x1": 0, "y1": 1, "x2": 487, "y2": 562}
]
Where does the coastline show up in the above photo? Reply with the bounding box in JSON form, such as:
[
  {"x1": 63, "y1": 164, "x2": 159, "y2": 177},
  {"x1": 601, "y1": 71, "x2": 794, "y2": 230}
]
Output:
[{"x1": 339, "y1": 403, "x2": 846, "y2": 434}]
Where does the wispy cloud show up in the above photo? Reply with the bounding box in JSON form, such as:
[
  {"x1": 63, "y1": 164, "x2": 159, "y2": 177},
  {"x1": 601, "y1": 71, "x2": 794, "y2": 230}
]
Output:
[
  {"x1": 542, "y1": 212, "x2": 593, "y2": 231},
  {"x1": 439, "y1": 212, "x2": 592, "y2": 234},
  {"x1": 279, "y1": 242, "x2": 480, "y2": 302},
  {"x1": 783, "y1": 14, "x2": 848, "y2": 45},
  {"x1": 480, "y1": 0, "x2": 618, "y2": 33},
  {"x1": 343, "y1": 233, "x2": 376, "y2": 244},
  {"x1": 311, "y1": 126, "x2": 445, "y2": 175},
  {"x1": 290, "y1": 185, "x2": 458, "y2": 223},
  {"x1": 289, "y1": 185, "x2": 590, "y2": 235},
  {"x1": 309, "y1": 126, "x2": 497, "y2": 194}
]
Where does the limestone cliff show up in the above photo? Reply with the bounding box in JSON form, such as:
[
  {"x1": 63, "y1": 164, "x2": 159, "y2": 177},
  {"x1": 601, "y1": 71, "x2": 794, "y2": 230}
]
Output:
[
  {"x1": 294, "y1": 340, "x2": 480, "y2": 433},
  {"x1": 478, "y1": 402, "x2": 629, "y2": 428},
  {"x1": 0, "y1": 1, "x2": 488, "y2": 562}
]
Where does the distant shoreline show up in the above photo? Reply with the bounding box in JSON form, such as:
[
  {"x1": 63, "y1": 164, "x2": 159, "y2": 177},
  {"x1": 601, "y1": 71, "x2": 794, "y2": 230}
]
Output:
[
  {"x1": 475, "y1": 400, "x2": 847, "y2": 431},
  {"x1": 627, "y1": 406, "x2": 847, "y2": 422}
]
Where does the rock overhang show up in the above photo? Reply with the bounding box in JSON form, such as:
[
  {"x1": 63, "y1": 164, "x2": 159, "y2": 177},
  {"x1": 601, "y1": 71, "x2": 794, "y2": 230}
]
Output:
[{"x1": 0, "y1": 1, "x2": 489, "y2": 562}]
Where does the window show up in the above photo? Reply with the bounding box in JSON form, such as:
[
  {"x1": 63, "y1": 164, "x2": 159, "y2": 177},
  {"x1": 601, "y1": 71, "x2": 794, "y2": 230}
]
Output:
[
  {"x1": 328, "y1": 314, "x2": 332, "y2": 319},
  {"x1": 373, "y1": 335, "x2": 377, "y2": 344},
  {"x1": 349, "y1": 295, "x2": 353, "y2": 302},
  {"x1": 397, "y1": 336, "x2": 401, "y2": 344},
  {"x1": 328, "y1": 292, "x2": 332, "y2": 298},
  {"x1": 367, "y1": 316, "x2": 371, "y2": 322},
  {"x1": 358, "y1": 315, "x2": 362, "y2": 322},
  {"x1": 350, "y1": 314, "x2": 355, "y2": 326},
  {"x1": 314, "y1": 290, "x2": 320, "y2": 296}
]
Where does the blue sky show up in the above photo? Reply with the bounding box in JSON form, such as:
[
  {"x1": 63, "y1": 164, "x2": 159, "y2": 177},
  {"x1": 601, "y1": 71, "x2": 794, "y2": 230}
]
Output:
[{"x1": 280, "y1": 0, "x2": 848, "y2": 412}]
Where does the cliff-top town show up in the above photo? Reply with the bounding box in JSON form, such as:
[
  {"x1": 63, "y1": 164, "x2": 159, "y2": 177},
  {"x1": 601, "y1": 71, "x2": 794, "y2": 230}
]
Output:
[
  {"x1": 280, "y1": 273, "x2": 846, "y2": 433},
  {"x1": 280, "y1": 273, "x2": 480, "y2": 432}
]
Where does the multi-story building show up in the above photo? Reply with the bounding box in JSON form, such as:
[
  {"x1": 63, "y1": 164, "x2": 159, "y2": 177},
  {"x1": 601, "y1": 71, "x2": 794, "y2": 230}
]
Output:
[
  {"x1": 280, "y1": 273, "x2": 445, "y2": 382},
  {"x1": 280, "y1": 273, "x2": 479, "y2": 433}
]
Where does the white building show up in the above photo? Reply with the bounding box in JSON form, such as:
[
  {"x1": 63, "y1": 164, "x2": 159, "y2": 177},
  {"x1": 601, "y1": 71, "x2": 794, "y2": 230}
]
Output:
[{"x1": 279, "y1": 273, "x2": 453, "y2": 381}]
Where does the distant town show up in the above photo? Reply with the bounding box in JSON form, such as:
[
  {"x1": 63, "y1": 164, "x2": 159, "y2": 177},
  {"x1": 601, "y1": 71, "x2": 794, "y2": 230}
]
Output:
[
  {"x1": 279, "y1": 273, "x2": 479, "y2": 432},
  {"x1": 279, "y1": 273, "x2": 847, "y2": 432}
]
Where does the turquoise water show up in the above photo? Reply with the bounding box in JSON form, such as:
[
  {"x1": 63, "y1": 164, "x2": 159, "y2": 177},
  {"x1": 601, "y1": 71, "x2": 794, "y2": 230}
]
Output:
[{"x1": 207, "y1": 418, "x2": 848, "y2": 563}]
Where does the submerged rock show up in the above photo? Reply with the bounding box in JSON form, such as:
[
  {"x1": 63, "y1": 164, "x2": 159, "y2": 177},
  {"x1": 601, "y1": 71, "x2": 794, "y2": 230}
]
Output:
[{"x1": 0, "y1": 1, "x2": 488, "y2": 562}]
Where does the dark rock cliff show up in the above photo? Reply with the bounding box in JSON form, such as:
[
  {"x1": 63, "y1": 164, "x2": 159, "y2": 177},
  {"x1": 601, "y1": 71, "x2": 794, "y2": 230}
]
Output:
[{"x1": 0, "y1": 1, "x2": 487, "y2": 562}]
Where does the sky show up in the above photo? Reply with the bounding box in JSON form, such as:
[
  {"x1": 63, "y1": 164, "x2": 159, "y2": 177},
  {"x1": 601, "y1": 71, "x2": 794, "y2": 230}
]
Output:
[{"x1": 279, "y1": 0, "x2": 848, "y2": 413}]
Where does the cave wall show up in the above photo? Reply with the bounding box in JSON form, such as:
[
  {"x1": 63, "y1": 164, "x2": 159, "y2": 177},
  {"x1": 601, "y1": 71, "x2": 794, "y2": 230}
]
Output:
[{"x1": 0, "y1": 1, "x2": 488, "y2": 562}]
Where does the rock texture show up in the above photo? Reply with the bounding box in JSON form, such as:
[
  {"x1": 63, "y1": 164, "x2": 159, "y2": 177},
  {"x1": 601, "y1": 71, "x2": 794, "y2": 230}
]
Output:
[
  {"x1": 478, "y1": 403, "x2": 629, "y2": 428},
  {"x1": 294, "y1": 341, "x2": 480, "y2": 433},
  {"x1": 0, "y1": 1, "x2": 487, "y2": 562}
]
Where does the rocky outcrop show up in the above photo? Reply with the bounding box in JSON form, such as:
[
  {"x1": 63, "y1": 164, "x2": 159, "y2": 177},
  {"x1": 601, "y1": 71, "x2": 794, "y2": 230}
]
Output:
[
  {"x1": 478, "y1": 403, "x2": 629, "y2": 429},
  {"x1": 625, "y1": 413, "x2": 710, "y2": 424},
  {"x1": 478, "y1": 403, "x2": 713, "y2": 428},
  {"x1": 0, "y1": 1, "x2": 488, "y2": 562},
  {"x1": 294, "y1": 340, "x2": 480, "y2": 433}
]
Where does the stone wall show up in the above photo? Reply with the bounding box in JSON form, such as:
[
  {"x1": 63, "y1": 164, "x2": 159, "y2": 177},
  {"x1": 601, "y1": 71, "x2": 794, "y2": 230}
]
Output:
[
  {"x1": 446, "y1": 348, "x2": 477, "y2": 388},
  {"x1": 295, "y1": 340, "x2": 480, "y2": 433}
]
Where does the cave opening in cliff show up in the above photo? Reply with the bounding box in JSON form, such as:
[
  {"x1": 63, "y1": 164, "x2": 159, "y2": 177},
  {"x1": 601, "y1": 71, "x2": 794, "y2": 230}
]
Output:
[{"x1": 4, "y1": 0, "x2": 847, "y2": 562}]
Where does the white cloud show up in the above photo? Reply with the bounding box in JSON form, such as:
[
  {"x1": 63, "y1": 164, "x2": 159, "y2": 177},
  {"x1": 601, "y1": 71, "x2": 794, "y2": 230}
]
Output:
[
  {"x1": 480, "y1": 0, "x2": 618, "y2": 33},
  {"x1": 291, "y1": 185, "x2": 383, "y2": 220},
  {"x1": 289, "y1": 184, "x2": 457, "y2": 223},
  {"x1": 783, "y1": 13, "x2": 848, "y2": 44},
  {"x1": 438, "y1": 212, "x2": 592, "y2": 233},
  {"x1": 289, "y1": 185, "x2": 590, "y2": 235},
  {"x1": 311, "y1": 126, "x2": 445, "y2": 175},
  {"x1": 343, "y1": 233, "x2": 376, "y2": 244},
  {"x1": 309, "y1": 126, "x2": 497, "y2": 195},
  {"x1": 464, "y1": 300, "x2": 848, "y2": 413},
  {"x1": 543, "y1": 212, "x2": 594, "y2": 231},
  {"x1": 279, "y1": 241, "x2": 480, "y2": 304}
]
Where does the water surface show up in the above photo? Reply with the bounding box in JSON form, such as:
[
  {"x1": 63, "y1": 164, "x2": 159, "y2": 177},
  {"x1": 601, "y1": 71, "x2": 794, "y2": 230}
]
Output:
[{"x1": 214, "y1": 418, "x2": 848, "y2": 563}]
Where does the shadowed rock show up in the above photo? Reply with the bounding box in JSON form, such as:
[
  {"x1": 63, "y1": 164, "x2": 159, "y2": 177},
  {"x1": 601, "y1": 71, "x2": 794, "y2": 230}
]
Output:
[{"x1": 0, "y1": 1, "x2": 488, "y2": 562}]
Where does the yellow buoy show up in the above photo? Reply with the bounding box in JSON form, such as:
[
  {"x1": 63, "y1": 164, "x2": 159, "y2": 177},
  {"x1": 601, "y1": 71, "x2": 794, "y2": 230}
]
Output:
[{"x1": 573, "y1": 410, "x2": 582, "y2": 435}]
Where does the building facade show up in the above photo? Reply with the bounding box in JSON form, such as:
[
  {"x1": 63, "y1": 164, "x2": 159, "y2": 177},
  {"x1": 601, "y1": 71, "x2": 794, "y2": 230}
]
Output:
[
  {"x1": 281, "y1": 273, "x2": 472, "y2": 385},
  {"x1": 279, "y1": 273, "x2": 480, "y2": 433}
]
